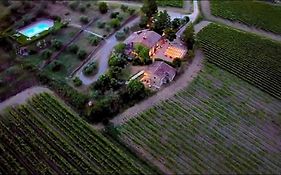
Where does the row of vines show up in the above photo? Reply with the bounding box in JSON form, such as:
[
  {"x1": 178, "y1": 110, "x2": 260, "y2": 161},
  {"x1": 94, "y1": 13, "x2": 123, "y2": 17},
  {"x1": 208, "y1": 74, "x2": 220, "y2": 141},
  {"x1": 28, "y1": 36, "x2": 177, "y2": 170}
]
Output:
[
  {"x1": 0, "y1": 93, "x2": 155, "y2": 174},
  {"x1": 197, "y1": 23, "x2": 281, "y2": 100},
  {"x1": 210, "y1": 0, "x2": 281, "y2": 34},
  {"x1": 114, "y1": 63, "x2": 281, "y2": 174}
]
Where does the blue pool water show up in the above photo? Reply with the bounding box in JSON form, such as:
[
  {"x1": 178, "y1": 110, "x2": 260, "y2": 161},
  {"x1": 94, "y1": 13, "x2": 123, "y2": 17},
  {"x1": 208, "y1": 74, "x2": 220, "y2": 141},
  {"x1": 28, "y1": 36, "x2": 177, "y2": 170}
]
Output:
[{"x1": 19, "y1": 20, "x2": 54, "y2": 38}]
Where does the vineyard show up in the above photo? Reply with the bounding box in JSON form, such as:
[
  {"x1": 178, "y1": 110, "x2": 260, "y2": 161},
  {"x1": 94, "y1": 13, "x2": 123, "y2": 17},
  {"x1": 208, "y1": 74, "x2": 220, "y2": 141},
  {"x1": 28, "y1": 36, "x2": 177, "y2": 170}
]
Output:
[
  {"x1": 0, "y1": 93, "x2": 155, "y2": 174},
  {"x1": 210, "y1": 0, "x2": 281, "y2": 34},
  {"x1": 113, "y1": 63, "x2": 281, "y2": 174},
  {"x1": 197, "y1": 23, "x2": 281, "y2": 100}
]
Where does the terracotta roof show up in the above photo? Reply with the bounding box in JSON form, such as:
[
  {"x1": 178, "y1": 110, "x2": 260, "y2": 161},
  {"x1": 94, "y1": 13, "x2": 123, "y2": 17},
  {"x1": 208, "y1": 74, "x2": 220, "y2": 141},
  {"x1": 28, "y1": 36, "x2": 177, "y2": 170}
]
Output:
[
  {"x1": 147, "y1": 61, "x2": 176, "y2": 79},
  {"x1": 124, "y1": 29, "x2": 161, "y2": 48}
]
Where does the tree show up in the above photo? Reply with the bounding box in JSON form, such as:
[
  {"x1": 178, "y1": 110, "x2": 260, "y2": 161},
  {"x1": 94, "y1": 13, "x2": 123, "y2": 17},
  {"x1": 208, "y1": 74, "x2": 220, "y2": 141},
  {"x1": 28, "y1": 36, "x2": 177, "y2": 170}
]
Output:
[
  {"x1": 182, "y1": 23, "x2": 195, "y2": 50},
  {"x1": 134, "y1": 44, "x2": 150, "y2": 65},
  {"x1": 141, "y1": 0, "x2": 158, "y2": 19},
  {"x1": 80, "y1": 15, "x2": 89, "y2": 24},
  {"x1": 73, "y1": 77, "x2": 82, "y2": 87},
  {"x1": 79, "y1": 5, "x2": 86, "y2": 13},
  {"x1": 153, "y1": 10, "x2": 171, "y2": 34},
  {"x1": 69, "y1": 1, "x2": 79, "y2": 10},
  {"x1": 172, "y1": 57, "x2": 182, "y2": 67},
  {"x1": 99, "y1": 2, "x2": 108, "y2": 14},
  {"x1": 88, "y1": 35, "x2": 100, "y2": 46},
  {"x1": 108, "y1": 54, "x2": 127, "y2": 68},
  {"x1": 164, "y1": 28, "x2": 176, "y2": 41},
  {"x1": 109, "y1": 18, "x2": 120, "y2": 28},
  {"x1": 83, "y1": 61, "x2": 97, "y2": 76},
  {"x1": 114, "y1": 43, "x2": 126, "y2": 54},
  {"x1": 172, "y1": 18, "x2": 182, "y2": 29},
  {"x1": 127, "y1": 79, "x2": 145, "y2": 100},
  {"x1": 141, "y1": 0, "x2": 158, "y2": 27},
  {"x1": 120, "y1": 4, "x2": 128, "y2": 12},
  {"x1": 41, "y1": 49, "x2": 52, "y2": 59},
  {"x1": 78, "y1": 50, "x2": 87, "y2": 60},
  {"x1": 68, "y1": 44, "x2": 79, "y2": 54},
  {"x1": 139, "y1": 15, "x2": 149, "y2": 28},
  {"x1": 51, "y1": 39, "x2": 63, "y2": 50}
]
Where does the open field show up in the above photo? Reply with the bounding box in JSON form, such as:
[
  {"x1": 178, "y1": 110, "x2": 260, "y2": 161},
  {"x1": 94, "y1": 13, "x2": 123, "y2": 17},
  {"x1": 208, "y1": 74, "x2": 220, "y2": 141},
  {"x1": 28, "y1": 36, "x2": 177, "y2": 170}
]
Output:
[
  {"x1": 112, "y1": 63, "x2": 281, "y2": 174},
  {"x1": 0, "y1": 92, "x2": 155, "y2": 174},
  {"x1": 197, "y1": 23, "x2": 281, "y2": 100},
  {"x1": 210, "y1": 0, "x2": 281, "y2": 34}
]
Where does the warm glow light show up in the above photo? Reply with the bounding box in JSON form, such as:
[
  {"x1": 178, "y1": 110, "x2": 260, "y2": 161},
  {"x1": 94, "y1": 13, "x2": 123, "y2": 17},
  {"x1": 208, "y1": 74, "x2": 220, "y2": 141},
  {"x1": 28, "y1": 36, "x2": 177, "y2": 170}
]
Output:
[{"x1": 165, "y1": 46, "x2": 185, "y2": 59}]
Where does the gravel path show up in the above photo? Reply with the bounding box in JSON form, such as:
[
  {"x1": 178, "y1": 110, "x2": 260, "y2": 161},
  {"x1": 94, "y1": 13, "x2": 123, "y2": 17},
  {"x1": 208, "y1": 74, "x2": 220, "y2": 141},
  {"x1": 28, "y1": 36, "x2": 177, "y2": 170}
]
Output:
[
  {"x1": 0, "y1": 86, "x2": 51, "y2": 114},
  {"x1": 110, "y1": 49, "x2": 204, "y2": 126},
  {"x1": 200, "y1": 0, "x2": 281, "y2": 42}
]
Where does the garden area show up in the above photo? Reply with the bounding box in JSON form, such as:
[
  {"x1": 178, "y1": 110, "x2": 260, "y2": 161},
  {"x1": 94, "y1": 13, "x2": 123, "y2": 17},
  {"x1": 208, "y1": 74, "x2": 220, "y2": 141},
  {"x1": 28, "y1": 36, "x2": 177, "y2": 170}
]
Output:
[
  {"x1": 197, "y1": 23, "x2": 281, "y2": 100},
  {"x1": 110, "y1": 63, "x2": 281, "y2": 174},
  {"x1": 210, "y1": 0, "x2": 281, "y2": 34}
]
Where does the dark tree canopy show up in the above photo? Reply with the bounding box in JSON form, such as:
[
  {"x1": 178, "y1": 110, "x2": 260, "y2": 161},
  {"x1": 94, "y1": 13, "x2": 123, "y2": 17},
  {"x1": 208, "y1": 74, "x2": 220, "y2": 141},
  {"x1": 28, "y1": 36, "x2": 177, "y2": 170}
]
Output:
[
  {"x1": 141, "y1": 0, "x2": 158, "y2": 18},
  {"x1": 153, "y1": 10, "x2": 171, "y2": 34},
  {"x1": 164, "y1": 28, "x2": 177, "y2": 41},
  {"x1": 182, "y1": 23, "x2": 195, "y2": 50}
]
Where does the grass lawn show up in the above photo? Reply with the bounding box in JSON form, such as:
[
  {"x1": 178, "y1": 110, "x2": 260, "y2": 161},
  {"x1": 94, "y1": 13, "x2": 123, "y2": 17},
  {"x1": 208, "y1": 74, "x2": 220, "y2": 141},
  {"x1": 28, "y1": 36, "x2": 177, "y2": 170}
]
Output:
[
  {"x1": 156, "y1": 0, "x2": 184, "y2": 8},
  {"x1": 44, "y1": 52, "x2": 82, "y2": 80},
  {"x1": 210, "y1": 0, "x2": 281, "y2": 34},
  {"x1": 112, "y1": 63, "x2": 281, "y2": 174},
  {"x1": 197, "y1": 23, "x2": 281, "y2": 100}
]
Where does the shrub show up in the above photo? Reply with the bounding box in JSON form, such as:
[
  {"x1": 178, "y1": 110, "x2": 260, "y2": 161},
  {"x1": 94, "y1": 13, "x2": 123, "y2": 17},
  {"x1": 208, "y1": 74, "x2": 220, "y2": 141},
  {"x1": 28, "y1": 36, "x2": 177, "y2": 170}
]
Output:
[
  {"x1": 109, "y1": 18, "x2": 120, "y2": 29},
  {"x1": 80, "y1": 15, "x2": 89, "y2": 24},
  {"x1": 99, "y1": 2, "x2": 108, "y2": 14},
  {"x1": 88, "y1": 35, "x2": 100, "y2": 46},
  {"x1": 83, "y1": 61, "x2": 97, "y2": 76},
  {"x1": 79, "y1": 5, "x2": 86, "y2": 13},
  {"x1": 110, "y1": 12, "x2": 119, "y2": 18},
  {"x1": 105, "y1": 25, "x2": 111, "y2": 32},
  {"x1": 41, "y1": 49, "x2": 52, "y2": 59},
  {"x1": 69, "y1": 1, "x2": 79, "y2": 10},
  {"x1": 86, "y1": 3, "x2": 91, "y2": 8},
  {"x1": 115, "y1": 31, "x2": 126, "y2": 41},
  {"x1": 123, "y1": 27, "x2": 130, "y2": 34},
  {"x1": 120, "y1": 4, "x2": 128, "y2": 12},
  {"x1": 73, "y1": 77, "x2": 82, "y2": 87},
  {"x1": 114, "y1": 43, "x2": 126, "y2": 54},
  {"x1": 97, "y1": 21, "x2": 105, "y2": 29},
  {"x1": 117, "y1": 15, "x2": 123, "y2": 21},
  {"x1": 51, "y1": 39, "x2": 63, "y2": 50},
  {"x1": 172, "y1": 57, "x2": 182, "y2": 67},
  {"x1": 109, "y1": 54, "x2": 127, "y2": 68},
  {"x1": 128, "y1": 8, "x2": 136, "y2": 15},
  {"x1": 68, "y1": 44, "x2": 79, "y2": 54},
  {"x1": 50, "y1": 61, "x2": 63, "y2": 72},
  {"x1": 78, "y1": 50, "x2": 87, "y2": 60}
]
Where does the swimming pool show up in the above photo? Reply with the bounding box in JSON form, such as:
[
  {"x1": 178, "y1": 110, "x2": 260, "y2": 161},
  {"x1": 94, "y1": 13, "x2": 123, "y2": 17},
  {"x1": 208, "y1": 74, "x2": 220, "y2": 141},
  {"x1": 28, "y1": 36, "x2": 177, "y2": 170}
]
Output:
[{"x1": 19, "y1": 19, "x2": 54, "y2": 38}]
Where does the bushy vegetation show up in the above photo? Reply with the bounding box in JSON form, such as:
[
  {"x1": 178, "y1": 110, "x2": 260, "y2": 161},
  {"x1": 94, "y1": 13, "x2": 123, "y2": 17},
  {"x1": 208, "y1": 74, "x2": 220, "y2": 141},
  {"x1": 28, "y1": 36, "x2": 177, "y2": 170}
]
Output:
[
  {"x1": 87, "y1": 35, "x2": 100, "y2": 46},
  {"x1": 211, "y1": 0, "x2": 281, "y2": 34},
  {"x1": 197, "y1": 23, "x2": 281, "y2": 100},
  {"x1": 98, "y1": 2, "x2": 108, "y2": 14},
  {"x1": 133, "y1": 44, "x2": 151, "y2": 65},
  {"x1": 73, "y1": 76, "x2": 82, "y2": 87},
  {"x1": 80, "y1": 15, "x2": 89, "y2": 24},
  {"x1": 0, "y1": 93, "x2": 155, "y2": 174},
  {"x1": 83, "y1": 61, "x2": 97, "y2": 76},
  {"x1": 113, "y1": 63, "x2": 281, "y2": 174},
  {"x1": 156, "y1": 0, "x2": 183, "y2": 7}
]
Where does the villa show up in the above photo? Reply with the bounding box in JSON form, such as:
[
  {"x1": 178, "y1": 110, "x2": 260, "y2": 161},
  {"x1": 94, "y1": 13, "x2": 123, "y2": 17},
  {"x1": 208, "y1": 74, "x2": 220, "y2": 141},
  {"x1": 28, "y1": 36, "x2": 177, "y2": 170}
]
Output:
[
  {"x1": 124, "y1": 29, "x2": 187, "y2": 62},
  {"x1": 140, "y1": 61, "x2": 176, "y2": 89}
]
